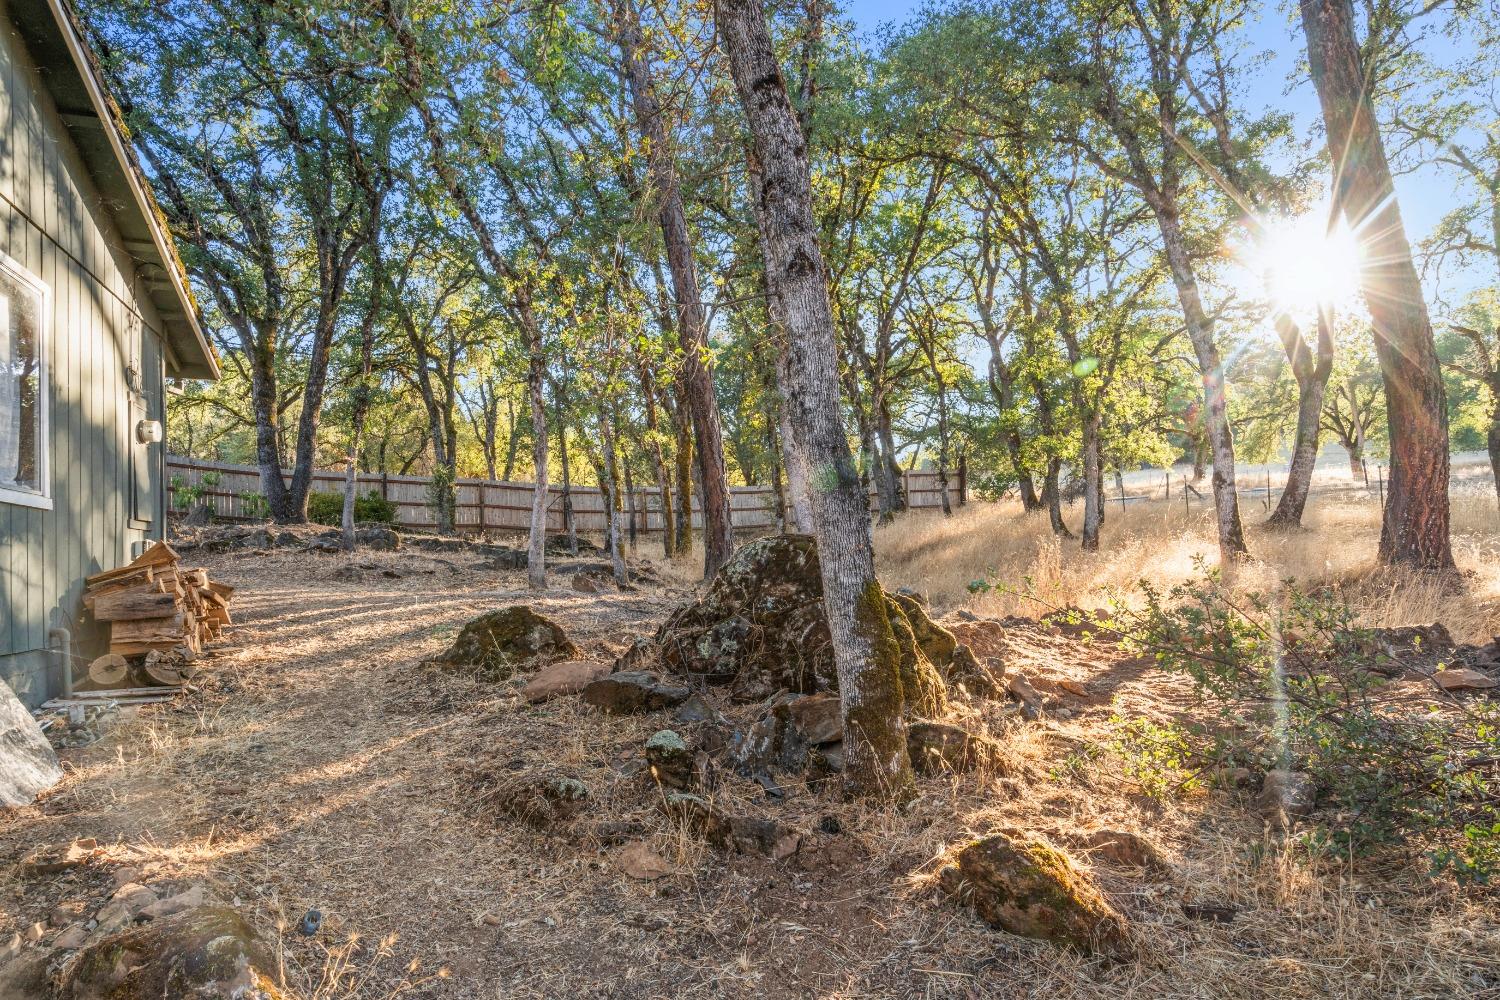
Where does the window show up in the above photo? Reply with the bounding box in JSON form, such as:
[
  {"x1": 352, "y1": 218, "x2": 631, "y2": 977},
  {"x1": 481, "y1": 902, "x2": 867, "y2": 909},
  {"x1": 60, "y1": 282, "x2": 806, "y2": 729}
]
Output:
[{"x1": 0, "y1": 253, "x2": 48, "y2": 509}]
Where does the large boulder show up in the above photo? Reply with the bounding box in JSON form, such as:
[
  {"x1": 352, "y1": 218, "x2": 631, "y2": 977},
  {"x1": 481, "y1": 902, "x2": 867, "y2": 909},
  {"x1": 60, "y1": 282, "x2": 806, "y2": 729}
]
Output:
[
  {"x1": 655, "y1": 534, "x2": 949, "y2": 712},
  {"x1": 52, "y1": 904, "x2": 283, "y2": 999},
  {"x1": 424, "y1": 606, "x2": 579, "y2": 682},
  {"x1": 939, "y1": 834, "x2": 1130, "y2": 955},
  {"x1": 1, "y1": 678, "x2": 61, "y2": 809}
]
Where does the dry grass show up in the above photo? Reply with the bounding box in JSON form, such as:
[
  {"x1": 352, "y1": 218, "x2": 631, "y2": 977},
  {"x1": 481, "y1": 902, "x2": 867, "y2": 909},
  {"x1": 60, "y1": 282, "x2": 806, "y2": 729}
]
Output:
[
  {"x1": 876, "y1": 471, "x2": 1500, "y2": 643},
  {"x1": 1, "y1": 515, "x2": 1496, "y2": 999}
]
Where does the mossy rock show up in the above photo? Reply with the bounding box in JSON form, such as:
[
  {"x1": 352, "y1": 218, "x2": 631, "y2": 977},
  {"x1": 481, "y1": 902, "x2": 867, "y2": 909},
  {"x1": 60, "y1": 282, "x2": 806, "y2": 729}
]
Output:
[
  {"x1": 425, "y1": 606, "x2": 579, "y2": 682},
  {"x1": 655, "y1": 534, "x2": 952, "y2": 709},
  {"x1": 53, "y1": 904, "x2": 282, "y2": 999},
  {"x1": 939, "y1": 834, "x2": 1130, "y2": 956}
]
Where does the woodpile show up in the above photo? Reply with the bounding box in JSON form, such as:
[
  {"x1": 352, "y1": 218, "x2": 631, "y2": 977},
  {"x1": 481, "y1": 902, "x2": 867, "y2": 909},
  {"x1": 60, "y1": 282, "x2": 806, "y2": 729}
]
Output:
[{"x1": 81, "y1": 541, "x2": 234, "y2": 688}]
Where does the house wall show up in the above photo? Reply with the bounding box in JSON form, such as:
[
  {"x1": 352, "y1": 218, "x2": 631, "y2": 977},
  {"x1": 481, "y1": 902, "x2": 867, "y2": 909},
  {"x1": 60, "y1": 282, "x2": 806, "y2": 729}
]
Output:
[{"x1": 0, "y1": 4, "x2": 168, "y2": 706}]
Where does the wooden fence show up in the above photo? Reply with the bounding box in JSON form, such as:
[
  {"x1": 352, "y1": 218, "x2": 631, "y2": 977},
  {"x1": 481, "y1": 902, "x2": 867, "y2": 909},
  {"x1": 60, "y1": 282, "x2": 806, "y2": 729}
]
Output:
[{"x1": 165, "y1": 456, "x2": 966, "y2": 534}]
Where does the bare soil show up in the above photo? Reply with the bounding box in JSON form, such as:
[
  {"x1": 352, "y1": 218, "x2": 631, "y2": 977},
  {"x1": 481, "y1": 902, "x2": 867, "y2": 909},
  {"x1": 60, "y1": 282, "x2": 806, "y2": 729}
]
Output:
[{"x1": 2, "y1": 537, "x2": 1496, "y2": 999}]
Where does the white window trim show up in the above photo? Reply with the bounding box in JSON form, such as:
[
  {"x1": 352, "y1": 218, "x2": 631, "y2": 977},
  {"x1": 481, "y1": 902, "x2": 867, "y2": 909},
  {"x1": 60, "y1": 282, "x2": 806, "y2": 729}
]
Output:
[{"x1": 0, "y1": 250, "x2": 51, "y2": 512}]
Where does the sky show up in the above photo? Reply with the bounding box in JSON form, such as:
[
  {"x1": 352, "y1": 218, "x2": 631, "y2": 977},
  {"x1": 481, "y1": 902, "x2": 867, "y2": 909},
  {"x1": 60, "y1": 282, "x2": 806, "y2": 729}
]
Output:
[{"x1": 837, "y1": 0, "x2": 1482, "y2": 314}]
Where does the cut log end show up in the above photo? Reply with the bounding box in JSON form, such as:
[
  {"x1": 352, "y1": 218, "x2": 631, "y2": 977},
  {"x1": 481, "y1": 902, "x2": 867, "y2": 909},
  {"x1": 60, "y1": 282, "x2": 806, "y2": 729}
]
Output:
[{"x1": 87, "y1": 653, "x2": 130, "y2": 688}]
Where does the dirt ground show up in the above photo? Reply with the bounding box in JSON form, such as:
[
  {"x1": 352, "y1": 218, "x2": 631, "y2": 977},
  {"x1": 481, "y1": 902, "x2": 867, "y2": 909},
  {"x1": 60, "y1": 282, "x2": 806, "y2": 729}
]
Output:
[{"x1": 3, "y1": 535, "x2": 1498, "y2": 999}]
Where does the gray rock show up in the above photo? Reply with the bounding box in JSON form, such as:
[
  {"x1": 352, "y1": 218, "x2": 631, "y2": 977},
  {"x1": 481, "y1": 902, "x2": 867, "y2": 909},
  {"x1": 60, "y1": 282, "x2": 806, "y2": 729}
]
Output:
[
  {"x1": 424, "y1": 606, "x2": 580, "y2": 682},
  {"x1": 787, "y1": 693, "x2": 842, "y2": 745},
  {"x1": 672, "y1": 693, "x2": 724, "y2": 725},
  {"x1": 354, "y1": 526, "x2": 401, "y2": 551},
  {"x1": 659, "y1": 792, "x2": 800, "y2": 860},
  {"x1": 181, "y1": 504, "x2": 213, "y2": 527},
  {"x1": 54, "y1": 904, "x2": 282, "y2": 999},
  {"x1": 580, "y1": 672, "x2": 690, "y2": 714},
  {"x1": 645, "y1": 730, "x2": 695, "y2": 790},
  {"x1": 0, "y1": 677, "x2": 61, "y2": 809},
  {"x1": 907, "y1": 722, "x2": 1004, "y2": 776}
]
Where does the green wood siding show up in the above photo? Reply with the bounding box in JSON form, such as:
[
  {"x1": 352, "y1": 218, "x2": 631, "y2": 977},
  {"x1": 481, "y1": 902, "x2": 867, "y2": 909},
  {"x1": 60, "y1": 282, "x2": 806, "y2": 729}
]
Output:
[{"x1": 0, "y1": 3, "x2": 170, "y2": 704}]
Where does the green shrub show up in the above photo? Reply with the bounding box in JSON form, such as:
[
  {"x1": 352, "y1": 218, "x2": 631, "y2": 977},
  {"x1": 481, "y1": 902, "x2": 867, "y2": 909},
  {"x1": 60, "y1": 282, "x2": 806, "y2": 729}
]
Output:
[
  {"x1": 170, "y1": 471, "x2": 221, "y2": 510},
  {"x1": 1091, "y1": 566, "x2": 1500, "y2": 882},
  {"x1": 239, "y1": 491, "x2": 270, "y2": 520},
  {"x1": 306, "y1": 489, "x2": 398, "y2": 527}
]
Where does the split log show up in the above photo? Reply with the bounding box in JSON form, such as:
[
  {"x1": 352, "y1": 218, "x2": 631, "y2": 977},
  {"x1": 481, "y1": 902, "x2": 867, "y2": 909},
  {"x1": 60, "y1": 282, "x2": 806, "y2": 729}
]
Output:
[{"x1": 89, "y1": 585, "x2": 180, "y2": 622}]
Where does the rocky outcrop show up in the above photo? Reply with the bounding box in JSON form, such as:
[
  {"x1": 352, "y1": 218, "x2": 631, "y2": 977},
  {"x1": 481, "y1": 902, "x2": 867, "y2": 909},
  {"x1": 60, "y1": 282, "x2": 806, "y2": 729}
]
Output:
[
  {"x1": 939, "y1": 833, "x2": 1129, "y2": 955},
  {"x1": 424, "y1": 606, "x2": 579, "y2": 682},
  {"x1": 1, "y1": 678, "x2": 61, "y2": 809},
  {"x1": 654, "y1": 534, "x2": 950, "y2": 712}
]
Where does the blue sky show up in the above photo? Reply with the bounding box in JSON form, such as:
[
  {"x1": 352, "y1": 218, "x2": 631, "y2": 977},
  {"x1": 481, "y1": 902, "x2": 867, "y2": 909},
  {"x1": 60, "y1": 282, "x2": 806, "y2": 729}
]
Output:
[{"x1": 839, "y1": 0, "x2": 1479, "y2": 311}]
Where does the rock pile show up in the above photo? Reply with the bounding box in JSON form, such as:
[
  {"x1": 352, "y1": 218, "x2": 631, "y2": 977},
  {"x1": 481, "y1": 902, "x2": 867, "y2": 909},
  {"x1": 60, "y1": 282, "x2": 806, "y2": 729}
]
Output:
[{"x1": 653, "y1": 534, "x2": 950, "y2": 713}]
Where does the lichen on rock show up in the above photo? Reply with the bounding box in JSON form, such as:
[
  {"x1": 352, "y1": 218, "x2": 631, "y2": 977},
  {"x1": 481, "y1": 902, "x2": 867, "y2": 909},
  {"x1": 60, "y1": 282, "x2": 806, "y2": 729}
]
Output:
[
  {"x1": 424, "y1": 606, "x2": 579, "y2": 682},
  {"x1": 53, "y1": 904, "x2": 283, "y2": 999},
  {"x1": 655, "y1": 534, "x2": 956, "y2": 707},
  {"x1": 938, "y1": 833, "x2": 1130, "y2": 956}
]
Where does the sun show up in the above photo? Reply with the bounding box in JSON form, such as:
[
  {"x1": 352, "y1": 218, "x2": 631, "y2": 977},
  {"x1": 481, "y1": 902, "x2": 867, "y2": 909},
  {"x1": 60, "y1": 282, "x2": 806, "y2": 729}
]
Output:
[{"x1": 1252, "y1": 209, "x2": 1362, "y2": 316}]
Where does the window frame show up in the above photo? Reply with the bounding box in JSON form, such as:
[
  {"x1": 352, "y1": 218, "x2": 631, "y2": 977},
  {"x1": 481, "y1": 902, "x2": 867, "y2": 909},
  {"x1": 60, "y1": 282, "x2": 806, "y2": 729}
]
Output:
[{"x1": 0, "y1": 249, "x2": 51, "y2": 512}]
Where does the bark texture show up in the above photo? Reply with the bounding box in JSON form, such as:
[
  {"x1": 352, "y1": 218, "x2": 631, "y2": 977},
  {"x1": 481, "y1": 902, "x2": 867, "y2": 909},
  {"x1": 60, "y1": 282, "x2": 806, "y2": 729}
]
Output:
[
  {"x1": 1301, "y1": 0, "x2": 1454, "y2": 568},
  {"x1": 717, "y1": 0, "x2": 913, "y2": 800}
]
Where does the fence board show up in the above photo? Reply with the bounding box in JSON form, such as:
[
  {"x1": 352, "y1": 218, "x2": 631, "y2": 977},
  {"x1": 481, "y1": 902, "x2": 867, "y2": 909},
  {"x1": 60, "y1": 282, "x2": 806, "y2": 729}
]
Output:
[{"x1": 165, "y1": 456, "x2": 965, "y2": 533}]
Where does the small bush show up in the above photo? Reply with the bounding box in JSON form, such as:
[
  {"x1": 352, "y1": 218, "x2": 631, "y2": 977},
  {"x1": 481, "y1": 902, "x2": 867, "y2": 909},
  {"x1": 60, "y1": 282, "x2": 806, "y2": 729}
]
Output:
[
  {"x1": 1092, "y1": 565, "x2": 1500, "y2": 881},
  {"x1": 239, "y1": 491, "x2": 270, "y2": 520},
  {"x1": 170, "y1": 471, "x2": 221, "y2": 510},
  {"x1": 306, "y1": 489, "x2": 398, "y2": 527}
]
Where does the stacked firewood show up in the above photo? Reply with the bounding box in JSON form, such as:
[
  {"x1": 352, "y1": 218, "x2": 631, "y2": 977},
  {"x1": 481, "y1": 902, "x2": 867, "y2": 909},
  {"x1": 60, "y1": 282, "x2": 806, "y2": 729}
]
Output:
[{"x1": 81, "y1": 541, "x2": 234, "y2": 688}]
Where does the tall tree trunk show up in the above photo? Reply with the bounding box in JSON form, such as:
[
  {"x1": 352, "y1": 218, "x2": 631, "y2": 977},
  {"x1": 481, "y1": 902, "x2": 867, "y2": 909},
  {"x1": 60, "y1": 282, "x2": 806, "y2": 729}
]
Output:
[
  {"x1": 635, "y1": 352, "x2": 676, "y2": 555},
  {"x1": 557, "y1": 397, "x2": 578, "y2": 558},
  {"x1": 1301, "y1": 0, "x2": 1454, "y2": 569},
  {"x1": 1155, "y1": 202, "x2": 1249, "y2": 562},
  {"x1": 1043, "y1": 458, "x2": 1071, "y2": 538},
  {"x1": 979, "y1": 328, "x2": 1040, "y2": 511},
  {"x1": 247, "y1": 333, "x2": 292, "y2": 520},
  {"x1": 342, "y1": 268, "x2": 383, "y2": 552},
  {"x1": 1080, "y1": 413, "x2": 1103, "y2": 551},
  {"x1": 502, "y1": 395, "x2": 520, "y2": 481},
  {"x1": 615, "y1": 1, "x2": 735, "y2": 579},
  {"x1": 747, "y1": 153, "x2": 815, "y2": 535},
  {"x1": 719, "y1": 0, "x2": 913, "y2": 800},
  {"x1": 669, "y1": 379, "x2": 695, "y2": 557},
  {"x1": 1268, "y1": 310, "x2": 1334, "y2": 529},
  {"x1": 599, "y1": 404, "x2": 628, "y2": 585},
  {"x1": 779, "y1": 394, "x2": 816, "y2": 532},
  {"x1": 1487, "y1": 417, "x2": 1500, "y2": 509},
  {"x1": 524, "y1": 301, "x2": 549, "y2": 590}
]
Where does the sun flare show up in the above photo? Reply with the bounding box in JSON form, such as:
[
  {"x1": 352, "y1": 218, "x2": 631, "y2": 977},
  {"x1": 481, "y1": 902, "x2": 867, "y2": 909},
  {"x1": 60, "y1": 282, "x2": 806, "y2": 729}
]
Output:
[{"x1": 1253, "y1": 209, "x2": 1363, "y2": 315}]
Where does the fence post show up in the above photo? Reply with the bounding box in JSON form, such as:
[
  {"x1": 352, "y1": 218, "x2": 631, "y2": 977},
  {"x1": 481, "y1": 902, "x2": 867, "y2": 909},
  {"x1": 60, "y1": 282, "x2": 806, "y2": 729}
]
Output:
[{"x1": 957, "y1": 452, "x2": 968, "y2": 506}]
